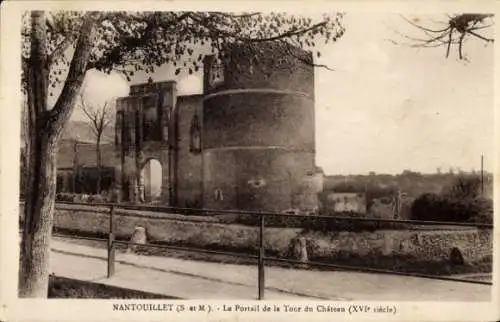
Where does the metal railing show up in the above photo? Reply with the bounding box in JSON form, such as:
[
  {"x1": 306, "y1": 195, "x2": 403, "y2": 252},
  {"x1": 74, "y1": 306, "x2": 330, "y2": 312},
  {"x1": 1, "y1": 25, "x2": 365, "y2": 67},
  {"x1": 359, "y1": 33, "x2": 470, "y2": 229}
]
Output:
[{"x1": 36, "y1": 201, "x2": 494, "y2": 299}]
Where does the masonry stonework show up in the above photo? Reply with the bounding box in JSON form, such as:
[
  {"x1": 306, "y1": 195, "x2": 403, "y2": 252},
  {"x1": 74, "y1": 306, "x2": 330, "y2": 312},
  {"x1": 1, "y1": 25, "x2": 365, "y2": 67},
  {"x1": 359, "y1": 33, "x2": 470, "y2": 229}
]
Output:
[
  {"x1": 36, "y1": 204, "x2": 493, "y2": 265},
  {"x1": 114, "y1": 43, "x2": 322, "y2": 213},
  {"x1": 202, "y1": 43, "x2": 317, "y2": 213},
  {"x1": 115, "y1": 81, "x2": 176, "y2": 204}
]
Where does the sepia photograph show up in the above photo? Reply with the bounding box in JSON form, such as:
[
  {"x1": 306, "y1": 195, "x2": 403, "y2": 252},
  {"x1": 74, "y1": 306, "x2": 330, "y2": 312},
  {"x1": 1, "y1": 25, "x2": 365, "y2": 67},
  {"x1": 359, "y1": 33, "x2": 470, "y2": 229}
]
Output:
[{"x1": 0, "y1": 1, "x2": 498, "y2": 321}]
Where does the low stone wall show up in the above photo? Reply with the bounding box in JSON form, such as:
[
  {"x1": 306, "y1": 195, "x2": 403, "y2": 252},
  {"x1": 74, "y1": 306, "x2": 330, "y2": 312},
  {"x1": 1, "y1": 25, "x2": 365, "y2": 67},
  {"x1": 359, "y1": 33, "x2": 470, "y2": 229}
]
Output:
[
  {"x1": 20, "y1": 203, "x2": 493, "y2": 263},
  {"x1": 37, "y1": 204, "x2": 300, "y2": 257},
  {"x1": 302, "y1": 229, "x2": 492, "y2": 264}
]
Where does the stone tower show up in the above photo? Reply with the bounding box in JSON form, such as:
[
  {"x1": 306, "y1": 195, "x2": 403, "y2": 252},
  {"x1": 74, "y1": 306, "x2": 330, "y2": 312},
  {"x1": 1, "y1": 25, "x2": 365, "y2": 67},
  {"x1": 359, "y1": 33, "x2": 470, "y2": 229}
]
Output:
[{"x1": 202, "y1": 43, "x2": 320, "y2": 213}]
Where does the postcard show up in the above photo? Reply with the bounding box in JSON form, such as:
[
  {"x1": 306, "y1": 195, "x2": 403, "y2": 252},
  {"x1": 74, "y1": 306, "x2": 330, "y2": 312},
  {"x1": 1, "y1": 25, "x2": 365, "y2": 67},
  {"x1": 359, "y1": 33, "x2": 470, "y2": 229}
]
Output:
[{"x1": 1, "y1": 1, "x2": 498, "y2": 321}]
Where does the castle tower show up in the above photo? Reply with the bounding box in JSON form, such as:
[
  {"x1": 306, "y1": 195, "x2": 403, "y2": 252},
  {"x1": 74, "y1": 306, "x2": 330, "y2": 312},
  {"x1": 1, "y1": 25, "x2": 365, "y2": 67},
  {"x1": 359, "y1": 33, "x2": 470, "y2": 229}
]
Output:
[{"x1": 202, "y1": 43, "x2": 318, "y2": 213}]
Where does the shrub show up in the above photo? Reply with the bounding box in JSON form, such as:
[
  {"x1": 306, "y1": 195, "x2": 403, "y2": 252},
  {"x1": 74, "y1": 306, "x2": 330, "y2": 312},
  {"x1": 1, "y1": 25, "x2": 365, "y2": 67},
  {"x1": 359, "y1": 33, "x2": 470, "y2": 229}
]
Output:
[
  {"x1": 87, "y1": 194, "x2": 105, "y2": 203},
  {"x1": 411, "y1": 192, "x2": 493, "y2": 223},
  {"x1": 217, "y1": 211, "x2": 412, "y2": 232},
  {"x1": 467, "y1": 198, "x2": 493, "y2": 224},
  {"x1": 56, "y1": 193, "x2": 77, "y2": 202},
  {"x1": 368, "y1": 199, "x2": 394, "y2": 219},
  {"x1": 56, "y1": 193, "x2": 110, "y2": 204}
]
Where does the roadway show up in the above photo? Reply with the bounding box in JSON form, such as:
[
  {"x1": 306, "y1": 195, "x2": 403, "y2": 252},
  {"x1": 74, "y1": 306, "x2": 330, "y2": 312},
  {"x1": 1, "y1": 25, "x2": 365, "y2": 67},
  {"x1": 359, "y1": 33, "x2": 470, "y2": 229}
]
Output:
[{"x1": 50, "y1": 239, "x2": 492, "y2": 301}]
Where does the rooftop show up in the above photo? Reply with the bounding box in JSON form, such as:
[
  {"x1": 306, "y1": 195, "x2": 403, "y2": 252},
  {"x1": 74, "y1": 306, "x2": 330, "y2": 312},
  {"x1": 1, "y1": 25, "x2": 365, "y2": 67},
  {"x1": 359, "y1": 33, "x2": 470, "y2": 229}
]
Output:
[{"x1": 57, "y1": 140, "x2": 116, "y2": 169}]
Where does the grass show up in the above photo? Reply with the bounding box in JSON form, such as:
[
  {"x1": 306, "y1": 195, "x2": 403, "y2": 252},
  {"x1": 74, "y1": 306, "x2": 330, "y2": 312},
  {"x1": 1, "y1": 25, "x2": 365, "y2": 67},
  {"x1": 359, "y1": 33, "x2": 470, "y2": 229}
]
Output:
[{"x1": 48, "y1": 275, "x2": 178, "y2": 299}]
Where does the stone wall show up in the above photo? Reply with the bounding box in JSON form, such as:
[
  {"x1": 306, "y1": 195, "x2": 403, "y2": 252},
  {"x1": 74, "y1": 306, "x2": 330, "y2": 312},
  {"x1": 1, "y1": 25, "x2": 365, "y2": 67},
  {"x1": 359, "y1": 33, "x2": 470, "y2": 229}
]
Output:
[
  {"x1": 115, "y1": 81, "x2": 175, "y2": 204},
  {"x1": 38, "y1": 204, "x2": 299, "y2": 256},
  {"x1": 202, "y1": 43, "x2": 317, "y2": 213},
  {"x1": 31, "y1": 204, "x2": 493, "y2": 263},
  {"x1": 302, "y1": 228, "x2": 492, "y2": 263},
  {"x1": 174, "y1": 95, "x2": 203, "y2": 208}
]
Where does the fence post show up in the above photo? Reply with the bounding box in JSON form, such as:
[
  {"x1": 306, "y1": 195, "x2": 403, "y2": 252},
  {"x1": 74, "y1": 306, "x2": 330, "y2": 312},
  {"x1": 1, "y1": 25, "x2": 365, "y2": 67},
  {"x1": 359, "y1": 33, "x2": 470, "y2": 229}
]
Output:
[
  {"x1": 107, "y1": 205, "x2": 115, "y2": 278},
  {"x1": 258, "y1": 213, "x2": 265, "y2": 300}
]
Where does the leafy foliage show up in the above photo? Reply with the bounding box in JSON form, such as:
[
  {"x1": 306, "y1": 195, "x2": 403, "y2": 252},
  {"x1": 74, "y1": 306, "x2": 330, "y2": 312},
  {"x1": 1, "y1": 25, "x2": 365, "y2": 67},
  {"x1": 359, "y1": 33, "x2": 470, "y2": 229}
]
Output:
[
  {"x1": 323, "y1": 171, "x2": 493, "y2": 200},
  {"x1": 411, "y1": 175, "x2": 492, "y2": 223},
  {"x1": 22, "y1": 11, "x2": 345, "y2": 96}
]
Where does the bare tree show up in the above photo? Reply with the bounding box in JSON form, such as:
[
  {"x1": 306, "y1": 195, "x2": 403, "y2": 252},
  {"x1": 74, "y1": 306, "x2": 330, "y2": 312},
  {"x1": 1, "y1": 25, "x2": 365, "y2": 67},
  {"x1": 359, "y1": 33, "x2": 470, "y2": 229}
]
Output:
[
  {"x1": 445, "y1": 174, "x2": 482, "y2": 200},
  {"x1": 77, "y1": 92, "x2": 114, "y2": 194},
  {"x1": 392, "y1": 13, "x2": 494, "y2": 60},
  {"x1": 20, "y1": 10, "x2": 345, "y2": 298}
]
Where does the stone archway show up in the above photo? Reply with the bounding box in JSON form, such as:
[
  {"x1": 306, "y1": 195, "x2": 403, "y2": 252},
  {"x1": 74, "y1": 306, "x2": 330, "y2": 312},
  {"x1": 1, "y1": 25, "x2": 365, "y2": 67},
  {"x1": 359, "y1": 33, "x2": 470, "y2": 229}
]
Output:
[
  {"x1": 140, "y1": 158, "x2": 162, "y2": 203},
  {"x1": 114, "y1": 80, "x2": 177, "y2": 205},
  {"x1": 450, "y1": 247, "x2": 465, "y2": 265}
]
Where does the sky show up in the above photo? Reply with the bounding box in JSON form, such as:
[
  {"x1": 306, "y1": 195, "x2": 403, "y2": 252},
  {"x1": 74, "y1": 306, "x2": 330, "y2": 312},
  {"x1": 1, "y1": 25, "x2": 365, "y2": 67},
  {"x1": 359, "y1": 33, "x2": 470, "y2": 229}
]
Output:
[{"x1": 62, "y1": 12, "x2": 494, "y2": 176}]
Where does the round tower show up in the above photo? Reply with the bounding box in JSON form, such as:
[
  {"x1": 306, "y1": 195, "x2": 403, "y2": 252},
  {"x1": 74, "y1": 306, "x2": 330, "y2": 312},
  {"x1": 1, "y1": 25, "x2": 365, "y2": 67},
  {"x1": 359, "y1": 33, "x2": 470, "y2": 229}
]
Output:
[{"x1": 202, "y1": 43, "x2": 317, "y2": 213}]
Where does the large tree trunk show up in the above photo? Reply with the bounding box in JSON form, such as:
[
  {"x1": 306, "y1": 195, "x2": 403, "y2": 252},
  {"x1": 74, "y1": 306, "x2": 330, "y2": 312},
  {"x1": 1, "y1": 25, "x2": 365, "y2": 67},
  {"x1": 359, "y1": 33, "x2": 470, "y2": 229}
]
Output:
[
  {"x1": 19, "y1": 11, "x2": 98, "y2": 298},
  {"x1": 19, "y1": 130, "x2": 60, "y2": 297}
]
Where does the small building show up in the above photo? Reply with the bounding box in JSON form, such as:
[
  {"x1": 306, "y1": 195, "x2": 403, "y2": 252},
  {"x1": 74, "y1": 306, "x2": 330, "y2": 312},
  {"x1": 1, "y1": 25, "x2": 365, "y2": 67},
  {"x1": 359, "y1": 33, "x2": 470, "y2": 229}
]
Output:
[
  {"x1": 325, "y1": 192, "x2": 367, "y2": 213},
  {"x1": 55, "y1": 139, "x2": 116, "y2": 195}
]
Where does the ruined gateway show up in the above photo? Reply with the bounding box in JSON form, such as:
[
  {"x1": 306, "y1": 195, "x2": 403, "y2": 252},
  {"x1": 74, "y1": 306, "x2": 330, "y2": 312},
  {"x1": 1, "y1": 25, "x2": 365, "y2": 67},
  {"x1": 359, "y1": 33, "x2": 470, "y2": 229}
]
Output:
[{"x1": 115, "y1": 43, "x2": 323, "y2": 213}]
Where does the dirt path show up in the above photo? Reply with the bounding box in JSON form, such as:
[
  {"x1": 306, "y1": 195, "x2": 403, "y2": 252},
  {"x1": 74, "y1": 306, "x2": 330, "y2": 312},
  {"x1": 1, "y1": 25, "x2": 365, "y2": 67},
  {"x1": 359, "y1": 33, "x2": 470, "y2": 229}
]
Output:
[{"x1": 50, "y1": 238, "x2": 491, "y2": 301}]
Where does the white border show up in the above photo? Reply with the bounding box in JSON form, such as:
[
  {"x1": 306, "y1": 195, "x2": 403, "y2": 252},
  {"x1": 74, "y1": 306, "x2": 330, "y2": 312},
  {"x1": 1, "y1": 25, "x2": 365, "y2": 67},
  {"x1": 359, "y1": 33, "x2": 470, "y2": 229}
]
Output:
[{"x1": 1, "y1": 1, "x2": 499, "y2": 321}]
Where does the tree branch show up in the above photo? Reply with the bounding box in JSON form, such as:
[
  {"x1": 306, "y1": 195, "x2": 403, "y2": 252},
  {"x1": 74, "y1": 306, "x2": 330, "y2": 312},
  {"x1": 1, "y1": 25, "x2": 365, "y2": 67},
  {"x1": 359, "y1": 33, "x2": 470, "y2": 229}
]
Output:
[
  {"x1": 47, "y1": 35, "x2": 76, "y2": 69},
  {"x1": 446, "y1": 28, "x2": 453, "y2": 58},
  {"x1": 469, "y1": 24, "x2": 494, "y2": 32},
  {"x1": 458, "y1": 32, "x2": 465, "y2": 59},
  {"x1": 249, "y1": 21, "x2": 328, "y2": 43},
  {"x1": 79, "y1": 95, "x2": 97, "y2": 122},
  {"x1": 281, "y1": 40, "x2": 335, "y2": 71},
  {"x1": 421, "y1": 31, "x2": 453, "y2": 45},
  {"x1": 400, "y1": 15, "x2": 451, "y2": 33},
  {"x1": 386, "y1": 23, "x2": 454, "y2": 47},
  {"x1": 48, "y1": 12, "x2": 100, "y2": 137},
  {"x1": 188, "y1": 12, "x2": 329, "y2": 44},
  {"x1": 216, "y1": 12, "x2": 262, "y2": 19},
  {"x1": 466, "y1": 29, "x2": 494, "y2": 42},
  {"x1": 78, "y1": 92, "x2": 114, "y2": 144},
  {"x1": 399, "y1": 14, "x2": 494, "y2": 59}
]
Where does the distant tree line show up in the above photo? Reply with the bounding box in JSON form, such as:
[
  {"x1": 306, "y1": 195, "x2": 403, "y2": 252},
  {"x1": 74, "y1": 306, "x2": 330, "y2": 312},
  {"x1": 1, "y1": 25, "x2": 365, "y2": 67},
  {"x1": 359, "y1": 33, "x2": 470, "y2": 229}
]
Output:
[
  {"x1": 324, "y1": 171, "x2": 493, "y2": 200},
  {"x1": 321, "y1": 172, "x2": 493, "y2": 224}
]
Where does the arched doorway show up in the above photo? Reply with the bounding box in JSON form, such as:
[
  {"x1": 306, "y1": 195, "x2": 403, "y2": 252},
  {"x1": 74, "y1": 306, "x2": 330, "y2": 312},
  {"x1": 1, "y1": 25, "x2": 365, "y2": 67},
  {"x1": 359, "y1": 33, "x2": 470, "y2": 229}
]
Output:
[{"x1": 140, "y1": 159, "x2": 162, "y2": 203}]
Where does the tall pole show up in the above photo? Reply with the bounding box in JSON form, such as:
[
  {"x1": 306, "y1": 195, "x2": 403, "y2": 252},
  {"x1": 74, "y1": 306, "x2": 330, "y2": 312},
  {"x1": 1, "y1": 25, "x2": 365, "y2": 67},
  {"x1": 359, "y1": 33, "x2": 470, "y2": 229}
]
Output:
[
  {"x1": 481, "y1": 154, "x2": 484, "y2": 196},
  {"x1": 257, "y1": 213, "x2": 265, "y2": 300},
  {"x1": 73, "y1": 140, "x2": 78, "y2": 193}
]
